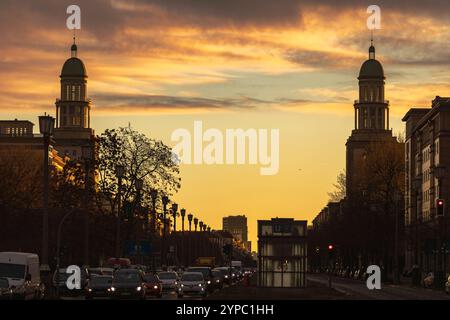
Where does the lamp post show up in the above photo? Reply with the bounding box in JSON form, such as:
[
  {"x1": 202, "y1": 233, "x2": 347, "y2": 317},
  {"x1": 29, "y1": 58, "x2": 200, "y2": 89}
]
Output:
[
  {"x1": 171, "y1": 203, "x2": 178, "y2": 233},
  {"x1": 115, "y1": 164, "x2": 125, "y2": 258},
  {"x1": 180, "y1": 209, "x2": 186, "y2": 233},
  {"x1": 194, "y1": 218, "x2": 199, "y2": 232},
  {"x1": 161, "y1": 196, "x2": 169, "y2": 266},
  {"x1": 82, "y1": 144, "x2": 93, "y2": 268},
  {"x1": 188, "y1": 214, "x2": 193, "y2": 232},
  {"x1": 150, "y1": 189, "x2": 158, "y2": 234},
  {"x1": 199, "y1": 221, "x2": 204, "y2": 233},
  {"x1": 434, "y1": 165, "x2": 445, "y2": 289},
  {"x1": 207, "y1": 226, "x2": 211, "y2": 233},
  {"x1": 39, "y1": 114, "x2": 55, "y2": 273}
]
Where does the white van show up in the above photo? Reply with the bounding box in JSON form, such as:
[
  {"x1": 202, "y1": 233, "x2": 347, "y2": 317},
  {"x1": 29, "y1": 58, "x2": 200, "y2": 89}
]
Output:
[{"x1": 0, "y1": 252, "x2": 44, "y2": 300}]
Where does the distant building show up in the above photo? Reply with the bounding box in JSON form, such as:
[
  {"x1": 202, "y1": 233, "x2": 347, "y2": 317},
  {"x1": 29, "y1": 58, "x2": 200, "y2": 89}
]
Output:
[
  {"x1": 0, "y1": 119, "x2": 66, "y2": 171},
  {"x1": 257, "y1": 218, "x2": 307, "y2": 287},
  {"x1": 223, "y1": 215, "x2": 251, "y2": 251},
  {"x1": 403, "y1": 96, "x2": 450, "y2": 275}
]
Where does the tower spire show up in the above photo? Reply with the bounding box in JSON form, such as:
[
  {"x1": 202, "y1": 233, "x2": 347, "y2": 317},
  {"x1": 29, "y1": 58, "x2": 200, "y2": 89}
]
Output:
[
  {"x1": 71, "y1": 30, "x2": 78, "y2": 58},
  {"x1": 369, "y1": 31, "x2": 375, "y2": 60}
]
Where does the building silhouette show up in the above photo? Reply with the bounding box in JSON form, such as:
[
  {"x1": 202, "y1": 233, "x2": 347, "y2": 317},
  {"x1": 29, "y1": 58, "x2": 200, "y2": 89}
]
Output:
[
  {"x1": 346, "y1": 41, "x2": 399, "y2": 197},
  {"x1": 54, "y1": 40, "x2": 95, "y2": 161},
  {"x1": 223, "y1": 215, "x2": 251, "y2": 251},
  {"x1": 403, "y1": 96, "x2": 450, "y2": 279}
]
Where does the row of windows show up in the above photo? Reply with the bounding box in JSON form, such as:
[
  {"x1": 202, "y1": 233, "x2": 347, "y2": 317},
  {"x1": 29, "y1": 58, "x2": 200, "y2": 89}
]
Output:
[
  {"x1": 64, "y1": 85, "x2": 84, "y2": 101},
  {"x1": 3, "y1": 127, "x2": 29, "y2": 136}
]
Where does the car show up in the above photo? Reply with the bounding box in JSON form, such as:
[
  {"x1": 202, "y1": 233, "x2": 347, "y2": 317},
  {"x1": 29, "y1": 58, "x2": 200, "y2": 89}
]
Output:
[
  {"x1": 53, "y1": 267, "x2": 89, "y2": 296},
  {"x1": 0, "y1": 252, "x2": 44, "y2": 300},
  {"x1": 85, "y1": 275, "x2": 113, "y2": 300},
  {"x1": 177, "y1": 272, "x2": 207, "y2": 298},
  {"x1": 0, "y1": 278, "x2": 12, "y2": 300},
  {"x1": 211, "y1": 270, "x2": 224, "y2": 290},
  {"x1": 110, "y1": 269, "x2": 146, "y2": 300},
  {"x1": 143, "y1": 273, "x2": 162, "y2": 298},
  {"x1": 214, "y1": 267, "x2": 235, "y2": 285},
  {"x1": 157, "y1": 271, "x2": 178, "y2": 292},
  {"x1": 186, "y1": 267, "x2": 214, "y2": 292},
  {"x1": 89, "y1": 267, "x2": 114, "y2": 277}
]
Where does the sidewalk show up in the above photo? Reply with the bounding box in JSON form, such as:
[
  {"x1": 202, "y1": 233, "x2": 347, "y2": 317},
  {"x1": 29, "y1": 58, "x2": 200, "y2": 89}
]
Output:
[{"x1": 206, "y1": 276, "x2": 346, "y2": 300}]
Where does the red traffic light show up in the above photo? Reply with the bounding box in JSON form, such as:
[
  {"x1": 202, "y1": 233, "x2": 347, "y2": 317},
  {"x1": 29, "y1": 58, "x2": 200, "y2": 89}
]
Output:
[{"x1": 328, "y1": 244, "x2": 334, "y2": 250}]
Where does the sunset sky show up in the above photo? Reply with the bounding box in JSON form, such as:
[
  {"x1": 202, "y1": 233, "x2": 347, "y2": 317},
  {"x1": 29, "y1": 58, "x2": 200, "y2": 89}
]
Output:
[{"x1": 2, "y1": 0, "x2": 450, "y2": 247}]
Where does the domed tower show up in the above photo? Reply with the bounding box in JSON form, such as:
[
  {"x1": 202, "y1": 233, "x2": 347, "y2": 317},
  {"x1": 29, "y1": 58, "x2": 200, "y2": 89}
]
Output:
[
  {"x1": 54, "y1": 39, "x2": 94, "y2": 160},
  {"x1": 354, "y1": 41, "x2": 389, "y2": 131},
  {"x1": 345, "y1": 40, "x2": 398, "y2": 198}
]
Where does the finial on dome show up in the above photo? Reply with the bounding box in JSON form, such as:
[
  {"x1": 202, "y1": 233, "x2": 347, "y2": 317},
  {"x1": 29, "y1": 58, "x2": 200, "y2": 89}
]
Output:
[
  {"x1": 369, "y1": 31, "x2": 375, "y2": 60},
  {"x1": 71, "y1": 32, "x2": 77, "y2": 58}
]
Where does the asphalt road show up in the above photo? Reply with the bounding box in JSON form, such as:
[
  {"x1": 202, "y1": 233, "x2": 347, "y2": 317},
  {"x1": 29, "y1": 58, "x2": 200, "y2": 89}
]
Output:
[{"x1": 307, "y1": 274, "x2": 450, "y2": 300}]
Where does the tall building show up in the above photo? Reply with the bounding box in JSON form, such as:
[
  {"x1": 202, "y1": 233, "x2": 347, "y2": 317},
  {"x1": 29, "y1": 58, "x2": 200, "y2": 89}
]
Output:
[
  {"x1": 346, "y1": 41, "x2": 398, "y2": 197},
  {"x1": 257, "y1": 218, "x2": 307, "y2": 287},
  {"x1": 54, "y1": 40, "x2": 95, "y2": 161},
  {"x1": 222, "y1": 215, "x2": 251, "y2": 251},
  {"x1": 403, "y1": 96, "x2": 450, "y2": 277}
]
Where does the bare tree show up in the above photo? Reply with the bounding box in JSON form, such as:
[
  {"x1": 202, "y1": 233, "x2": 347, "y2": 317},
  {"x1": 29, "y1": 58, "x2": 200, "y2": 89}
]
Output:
[
  {"x1": 97, "y1": 126, "x2": 181, "y2": 215},
  {"x1": 328, "y1": 170, "x2": 346, "y2": 202}
]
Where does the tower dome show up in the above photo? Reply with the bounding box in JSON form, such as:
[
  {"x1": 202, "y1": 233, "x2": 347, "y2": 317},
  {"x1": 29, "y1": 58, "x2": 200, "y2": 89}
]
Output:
[{"x1": 358, "y1": 44, "x2": 384, "y2": 79}]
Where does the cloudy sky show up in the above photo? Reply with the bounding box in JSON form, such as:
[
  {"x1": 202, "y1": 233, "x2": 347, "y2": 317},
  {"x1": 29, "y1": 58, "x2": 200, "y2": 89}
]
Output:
[{"x1": 2, "y1": 0, "x2": 450, "y2": 246}]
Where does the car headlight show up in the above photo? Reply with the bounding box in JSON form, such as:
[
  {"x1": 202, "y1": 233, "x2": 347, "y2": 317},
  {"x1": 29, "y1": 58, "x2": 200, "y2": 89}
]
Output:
[
  {"x1": 136, "y1": 286, "x2": 142, "y2": 291},
  {"x1": 207, "y1": 280, "x2": 211, "y2": 284},
  {"x1": 110, "y1": 287, "x2": 115, "y2": 292},
  {"x1": 224, "y1": 275, "x2": 228, "y2": 278},
  {"x1": 216, "y1": 280, "x2": 220, "y2": 283},
  {"x1": 180, "y1": 284, "x2": 184, "y2": 287},
  {"x1": 153, "y1": 285, "x2": 158, "y2": 289},
  {"x1": 198, "y1": 283, "x2": 203, "y2": 287},
  {"x1": 88, "y1": 288, "x2": 92, "y2": 292}
]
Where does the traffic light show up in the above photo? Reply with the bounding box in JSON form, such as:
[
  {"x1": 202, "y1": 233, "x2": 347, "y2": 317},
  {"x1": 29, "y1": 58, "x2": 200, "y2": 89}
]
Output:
[
  {"x1": 327, "y1": 244, "x2": 335, "y2": 260},
  {"x1": 436, "y1": 199, "x2": 445, "y2": 217}
]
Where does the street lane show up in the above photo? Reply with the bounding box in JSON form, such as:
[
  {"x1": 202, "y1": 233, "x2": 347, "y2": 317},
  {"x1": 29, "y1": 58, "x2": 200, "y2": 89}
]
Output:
[{"x1": 307, "y1": 274, "x2": 450, "y2": 300}]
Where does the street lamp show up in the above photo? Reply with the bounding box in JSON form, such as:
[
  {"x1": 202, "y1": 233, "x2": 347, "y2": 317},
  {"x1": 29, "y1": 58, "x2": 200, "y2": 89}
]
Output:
[
  {"x1": 38, "y1": 113, "x2": 55, "y2": 273},
  {"x1": 171, "y1": 203, "x2": 178, "y2": 233},
  {"x1": 115, "y1": 164, "x2": 125, "y2": 257},
  {"x1": 199, "y1": 221, "x2": 204, "y2": 233},
  {"x1": 207, "y1": 226, "x2": 211, "y2": 233},
  {"x1": 82, "y1": 144, "x2": 93, "y2": 267},
  {"x1": 162, "y1": 196, "x2": 169, "y2": 235},
  {"x1": 180, "y1": 209, "x2": 186, "y2": 233},
  {"x1": 194, "y1": 218, "x2": 199, "y2": 232},
  {"x1": 150, "y1": 189, "x2": 158, "y2": 233},
  {"x1": 188, "y1": 214, "x2": 193, "y2": 232}
]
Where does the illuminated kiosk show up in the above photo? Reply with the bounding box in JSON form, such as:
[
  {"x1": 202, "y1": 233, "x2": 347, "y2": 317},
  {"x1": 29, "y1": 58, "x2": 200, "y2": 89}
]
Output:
[{"x1": 257, "y1": 218, "x2": 307, "y2": 287}]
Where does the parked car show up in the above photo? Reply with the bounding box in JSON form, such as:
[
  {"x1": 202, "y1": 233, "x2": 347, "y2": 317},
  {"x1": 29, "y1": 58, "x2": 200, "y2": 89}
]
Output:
[
  {"x1": 177, "y1": 272, "x2": 207, "y2": 298},
  {"x1": 110, "y1": 269, "x2": 146, "y2": 300},
  {"x1": 143, "y1": 273, "x2": 162, "y2": 298},
  {"x1": 0, "y1": 278, "x2": 12, "y2": 300},
  {"x1": 157, "y1": 271, "x2": 178, "y2": 292},
  {"x1": 211, "y1": 269, "x2": 224, "y2": 290},
  {"x1": 0, "y1": 252, "x2": 44, "y2": 300},
  {"x1": 85, "y1": 275, "x2": 113, "y2": 300},
  {"x1": 186, "y1": 267, "x2": 214, "y2": 292}
]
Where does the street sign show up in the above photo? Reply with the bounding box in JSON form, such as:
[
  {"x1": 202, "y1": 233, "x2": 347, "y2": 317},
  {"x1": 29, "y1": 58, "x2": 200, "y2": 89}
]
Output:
[{"x1": 124, "y1": 240, "x2": 152, "y2": 256}]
